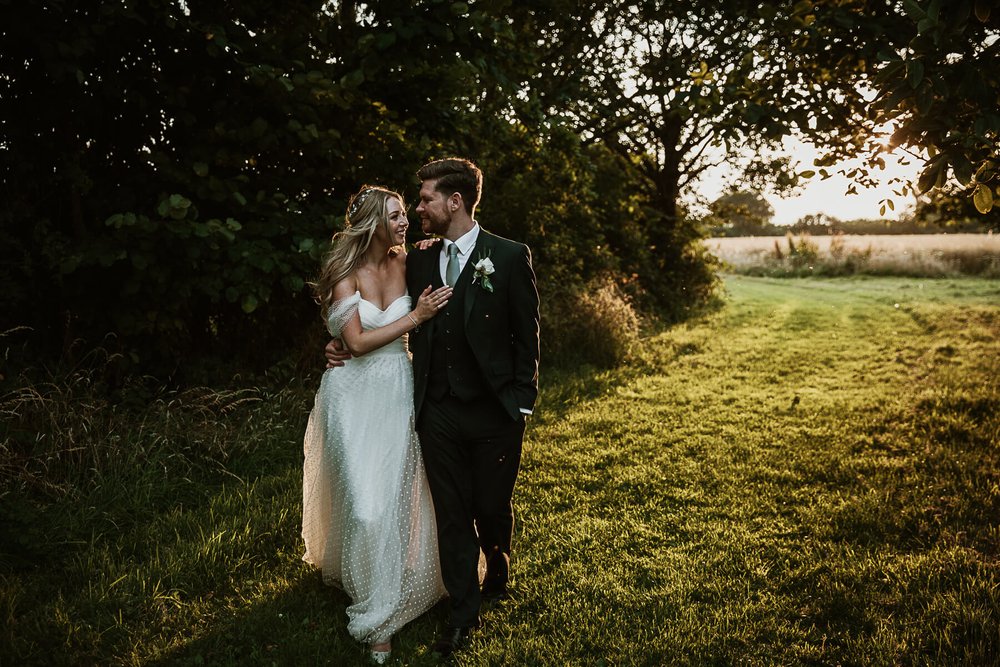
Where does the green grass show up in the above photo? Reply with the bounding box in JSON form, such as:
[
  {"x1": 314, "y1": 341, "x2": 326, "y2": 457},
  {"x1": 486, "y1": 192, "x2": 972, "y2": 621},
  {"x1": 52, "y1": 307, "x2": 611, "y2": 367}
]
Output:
[{"x1": 2, "y1": 275, "x2": 998, "y2": 665}]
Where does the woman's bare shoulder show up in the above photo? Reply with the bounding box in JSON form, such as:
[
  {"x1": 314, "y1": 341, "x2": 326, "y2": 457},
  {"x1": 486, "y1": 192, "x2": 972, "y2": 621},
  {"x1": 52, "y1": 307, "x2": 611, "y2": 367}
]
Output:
[{"x1": 331, "y1": 274, "x2": 359, "y2": 300}]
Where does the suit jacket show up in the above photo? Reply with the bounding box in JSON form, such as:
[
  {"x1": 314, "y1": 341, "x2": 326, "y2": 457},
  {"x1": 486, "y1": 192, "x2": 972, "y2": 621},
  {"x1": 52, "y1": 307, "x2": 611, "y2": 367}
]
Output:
[{"x1": 406, "y1": 229, "x2": 539, "y2": 421}]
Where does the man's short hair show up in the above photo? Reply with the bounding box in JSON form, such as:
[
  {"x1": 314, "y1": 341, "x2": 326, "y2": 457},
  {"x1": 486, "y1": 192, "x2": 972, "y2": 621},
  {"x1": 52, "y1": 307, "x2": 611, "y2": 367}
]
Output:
[{"x1": 417, "y1": 158, "x2": 482, "y2": 215}]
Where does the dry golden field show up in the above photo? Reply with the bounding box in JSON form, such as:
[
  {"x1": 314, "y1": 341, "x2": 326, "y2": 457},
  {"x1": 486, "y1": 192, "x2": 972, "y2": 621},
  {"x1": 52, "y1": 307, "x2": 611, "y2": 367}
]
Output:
[{"x1": 704, "y1": 233, "x2": 1000, "y2": 277}]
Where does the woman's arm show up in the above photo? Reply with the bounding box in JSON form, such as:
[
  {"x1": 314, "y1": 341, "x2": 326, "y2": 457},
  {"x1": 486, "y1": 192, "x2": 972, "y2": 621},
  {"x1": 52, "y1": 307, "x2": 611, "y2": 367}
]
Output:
[{"x1": 333, "y1": 277, "x2": 452, "y2": 357}]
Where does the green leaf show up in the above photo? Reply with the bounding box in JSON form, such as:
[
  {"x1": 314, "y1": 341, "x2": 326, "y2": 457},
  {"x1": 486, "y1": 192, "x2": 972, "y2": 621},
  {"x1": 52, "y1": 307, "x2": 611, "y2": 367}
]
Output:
[
  {"x1": 798, "y1": 170, "x2": 816, "y2": 179},
  {"x1": 902, "y1": 0, "x2": 926, "y2": 20},
  {"x1": 973, "y1": 161, "x2": 992, "y2": 184},
  {"x1": 340, "y1": 70, "x2": 365, "y2": 88},
  {"x1": 59, "y1": 255, "x2": 81, "y2": 274},
  {"x1": 875, "y1": 50, "x2": 902, "y2": 63},
  {"x1": 193, "y1": 162, "x2": 209, "y2": 177},
  {"x1": 973, "y1": 184, "x2": 994, "y2": 213},
  {"x1": 953, "y1": 159, "x2": 974, "y2": 186},
  {"x1": 917, "y1": 163, "x2": 940, "y2": 194},
  {"x1": 792, "y1": 0, "x2": 812, "y2": 14},
  {"x1": 233, "y1": 192, "x2": 247, "y2": 206},
  {"x1": 917, "y1": 85, "x2": 934, "y2": 114},
  {"x1": 375, "y1": 32, "x2": 397, "y2": 50},
  {"x1": 906, "y1": 60, "x2": 924, "y2": 88},
  {"x1": 242, "y1": 294, "x2": 259, "y2": 314},
  {"x1": 168, "y1": 193, "x2": 190, "y2": 208}
]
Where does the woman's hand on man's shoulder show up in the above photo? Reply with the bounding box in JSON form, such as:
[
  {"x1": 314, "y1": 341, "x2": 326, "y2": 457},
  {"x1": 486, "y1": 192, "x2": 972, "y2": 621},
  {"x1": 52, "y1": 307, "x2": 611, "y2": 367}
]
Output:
[{"x1": 412, "y1": 237, "x2": 441, "y2": 251}]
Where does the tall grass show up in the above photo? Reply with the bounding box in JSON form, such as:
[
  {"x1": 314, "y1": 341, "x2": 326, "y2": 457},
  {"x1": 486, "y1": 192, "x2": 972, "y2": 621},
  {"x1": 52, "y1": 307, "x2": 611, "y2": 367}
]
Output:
[
  {"x1": 0, "y1": 358, "x2": 315, "y2": 665},
  {"x1": 706, "y1": 233, "x2": 1000, "y2": 277}
]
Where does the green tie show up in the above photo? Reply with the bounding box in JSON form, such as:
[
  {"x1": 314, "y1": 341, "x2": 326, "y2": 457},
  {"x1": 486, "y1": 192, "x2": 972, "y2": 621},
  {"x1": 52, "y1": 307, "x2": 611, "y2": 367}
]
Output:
[{"x1": 446, "y1": 243, "x2": 460, "y2": 287}]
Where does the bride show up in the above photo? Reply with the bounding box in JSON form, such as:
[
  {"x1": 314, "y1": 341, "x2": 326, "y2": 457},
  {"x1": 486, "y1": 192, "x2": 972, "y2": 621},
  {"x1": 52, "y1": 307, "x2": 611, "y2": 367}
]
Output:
[{"x1": 301, "y1": 185, "x2": 452, "y2": 663}]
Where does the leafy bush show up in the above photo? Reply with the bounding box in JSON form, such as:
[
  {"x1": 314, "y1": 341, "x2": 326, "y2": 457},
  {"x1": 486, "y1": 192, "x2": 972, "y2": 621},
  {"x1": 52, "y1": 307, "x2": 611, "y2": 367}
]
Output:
[{"x1": 541, "y1": 276, "x2": 641, "y2": 369}]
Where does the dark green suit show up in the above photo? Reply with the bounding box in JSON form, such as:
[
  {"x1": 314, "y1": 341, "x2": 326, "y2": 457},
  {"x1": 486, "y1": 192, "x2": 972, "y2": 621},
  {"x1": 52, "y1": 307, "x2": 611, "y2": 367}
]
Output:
[{"x1": 405, "y1": 228, "x2": 539, "y2": 627}]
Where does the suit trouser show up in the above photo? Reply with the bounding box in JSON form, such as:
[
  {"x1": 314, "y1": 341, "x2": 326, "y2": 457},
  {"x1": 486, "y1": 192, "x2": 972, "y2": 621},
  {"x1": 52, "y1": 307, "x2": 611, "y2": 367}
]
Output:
[{"x1": 417, "y1": 392, "x2": 524, "y2": 627}]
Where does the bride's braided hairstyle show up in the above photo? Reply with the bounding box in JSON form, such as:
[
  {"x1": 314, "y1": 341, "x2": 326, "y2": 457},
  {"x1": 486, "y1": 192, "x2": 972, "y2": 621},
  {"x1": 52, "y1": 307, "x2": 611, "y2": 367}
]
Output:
[{"x1": 315, "y1": 185, "x2": 404, "y2": 318}]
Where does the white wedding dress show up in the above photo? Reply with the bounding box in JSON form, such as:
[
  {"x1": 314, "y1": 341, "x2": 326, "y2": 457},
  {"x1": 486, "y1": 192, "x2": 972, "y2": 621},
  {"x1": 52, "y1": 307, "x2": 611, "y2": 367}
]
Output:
[{"x1": 302, "y1": 291, "x2": 445, "y2": 644}]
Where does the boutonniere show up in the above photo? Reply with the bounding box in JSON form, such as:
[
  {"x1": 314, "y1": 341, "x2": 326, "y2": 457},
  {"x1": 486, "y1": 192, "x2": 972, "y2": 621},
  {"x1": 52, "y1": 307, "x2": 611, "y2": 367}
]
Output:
[{"x1": 471, "y1": 252, "x2": 495, "y2": 293}]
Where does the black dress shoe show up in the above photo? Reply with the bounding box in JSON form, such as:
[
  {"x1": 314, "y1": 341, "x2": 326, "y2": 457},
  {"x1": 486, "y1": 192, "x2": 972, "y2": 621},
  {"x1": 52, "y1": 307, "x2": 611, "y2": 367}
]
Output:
[{"x1": 432, "y1": 626, "x2": 472, "y2": 657}]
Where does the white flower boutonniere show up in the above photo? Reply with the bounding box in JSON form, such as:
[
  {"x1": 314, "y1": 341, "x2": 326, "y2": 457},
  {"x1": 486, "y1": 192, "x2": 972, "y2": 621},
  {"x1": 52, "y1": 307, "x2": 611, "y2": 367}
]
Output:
[{"x1": 472, "y1": 253, "x2": 495, "y2": 293}]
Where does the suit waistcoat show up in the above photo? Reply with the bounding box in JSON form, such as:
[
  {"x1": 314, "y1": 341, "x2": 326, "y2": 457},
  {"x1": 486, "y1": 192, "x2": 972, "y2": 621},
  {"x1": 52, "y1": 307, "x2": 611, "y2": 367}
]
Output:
[{"x1": 426, "y1": 269, "x2": 490, "y2": 402}]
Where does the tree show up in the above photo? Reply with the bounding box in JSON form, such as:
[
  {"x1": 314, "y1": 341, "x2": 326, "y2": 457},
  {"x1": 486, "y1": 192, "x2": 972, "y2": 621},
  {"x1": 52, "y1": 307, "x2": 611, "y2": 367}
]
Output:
[
  {"x1": 797, "y1": 0, "x2": 1000, "y2": 213},
  {"x1": 913, "y1": 185, "x2": 1000, "y2": 230},
  {"x1": 708, "y1": 190, "x2": 776, "y2": 236},
  {"x1": 516, "y1": 2, "x2": 888, "y2": 310},
  {"x1": 0, "y1": 0, "x2": 519, "y2": 372}
]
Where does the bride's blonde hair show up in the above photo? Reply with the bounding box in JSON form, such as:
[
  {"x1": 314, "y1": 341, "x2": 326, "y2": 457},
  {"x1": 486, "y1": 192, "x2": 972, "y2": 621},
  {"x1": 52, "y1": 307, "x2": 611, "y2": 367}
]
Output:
[{"x1": 315, "y1": 185, "x2": 404, "y2": 318}]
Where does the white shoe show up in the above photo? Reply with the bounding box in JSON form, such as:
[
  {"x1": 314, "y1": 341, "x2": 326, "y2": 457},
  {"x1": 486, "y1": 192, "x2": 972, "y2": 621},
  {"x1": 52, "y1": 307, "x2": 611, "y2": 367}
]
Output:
[{"x1": 370, "y1": 649, "x2": 391, "y2": 664}]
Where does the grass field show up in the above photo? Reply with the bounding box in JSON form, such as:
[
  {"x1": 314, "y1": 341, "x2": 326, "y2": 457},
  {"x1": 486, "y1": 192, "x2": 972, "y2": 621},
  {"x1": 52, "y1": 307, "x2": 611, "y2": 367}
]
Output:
[
  {"x1": 2, "y1": 276, "x2": 998, "y2": 665},
  {"x1": 705, "y1": 233, "x2": 1000, "y2": 277}
]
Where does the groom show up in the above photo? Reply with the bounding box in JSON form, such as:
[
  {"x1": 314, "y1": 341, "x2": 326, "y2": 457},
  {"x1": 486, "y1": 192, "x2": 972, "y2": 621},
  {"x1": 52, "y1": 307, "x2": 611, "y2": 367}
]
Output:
[{"x1": 327, "y1": 158, "x2": 539, "y2": 657}]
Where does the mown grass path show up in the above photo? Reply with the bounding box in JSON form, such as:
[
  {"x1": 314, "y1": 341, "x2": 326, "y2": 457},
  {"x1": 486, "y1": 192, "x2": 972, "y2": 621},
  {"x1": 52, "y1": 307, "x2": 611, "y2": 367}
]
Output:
[
  {"x1": 509, "y1": 276, "x2": 999, "y2": 666},
  {"x1": 3, "y1": 276, "x2": 998, "y2": 666}
]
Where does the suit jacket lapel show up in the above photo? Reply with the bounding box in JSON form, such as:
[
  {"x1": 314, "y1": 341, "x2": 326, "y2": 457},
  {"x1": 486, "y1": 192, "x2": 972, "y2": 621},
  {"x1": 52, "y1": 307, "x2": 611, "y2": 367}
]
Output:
[
  {"x1": 430, "y1": 245, "x2": 445, "y2": 289},
  {"x1": 463, "y1": 231, "x2": 491, "y2": 325}
]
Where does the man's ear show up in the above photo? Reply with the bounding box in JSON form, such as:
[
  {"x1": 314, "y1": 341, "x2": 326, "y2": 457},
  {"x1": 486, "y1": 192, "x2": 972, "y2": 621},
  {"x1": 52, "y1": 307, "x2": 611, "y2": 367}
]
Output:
[{"x1": 450, "y1": 193, "x2": 463, "y2": 212}]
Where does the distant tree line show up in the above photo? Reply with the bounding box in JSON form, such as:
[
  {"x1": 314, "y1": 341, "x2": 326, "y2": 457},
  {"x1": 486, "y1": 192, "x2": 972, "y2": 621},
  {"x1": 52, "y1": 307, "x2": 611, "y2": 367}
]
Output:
[
  {"x1": 2, "y1": 0, "x2": 996, "y2": 377},
  {"x1": 705, "y1": 187, "x2": 996, "y2": 237}
]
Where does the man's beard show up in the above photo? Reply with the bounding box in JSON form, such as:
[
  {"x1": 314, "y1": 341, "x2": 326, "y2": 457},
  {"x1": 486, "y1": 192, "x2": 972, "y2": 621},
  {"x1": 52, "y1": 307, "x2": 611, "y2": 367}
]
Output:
[{"x1": 421, "y1": 211, "x2": 451, "y2": 236}]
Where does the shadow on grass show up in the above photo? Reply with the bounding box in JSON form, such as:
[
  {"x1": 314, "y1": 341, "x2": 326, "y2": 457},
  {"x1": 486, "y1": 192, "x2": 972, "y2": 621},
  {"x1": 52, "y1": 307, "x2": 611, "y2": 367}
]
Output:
[{"x1": 145, "y1": 570, "x2": 454, "y2": 667}]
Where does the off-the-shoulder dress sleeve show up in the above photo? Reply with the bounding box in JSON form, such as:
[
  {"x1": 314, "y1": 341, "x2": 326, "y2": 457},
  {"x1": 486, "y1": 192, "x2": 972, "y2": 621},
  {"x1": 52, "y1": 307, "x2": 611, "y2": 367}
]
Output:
[{"x1": 326, "y1": 291, "x2": 361, "y2": 337}]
